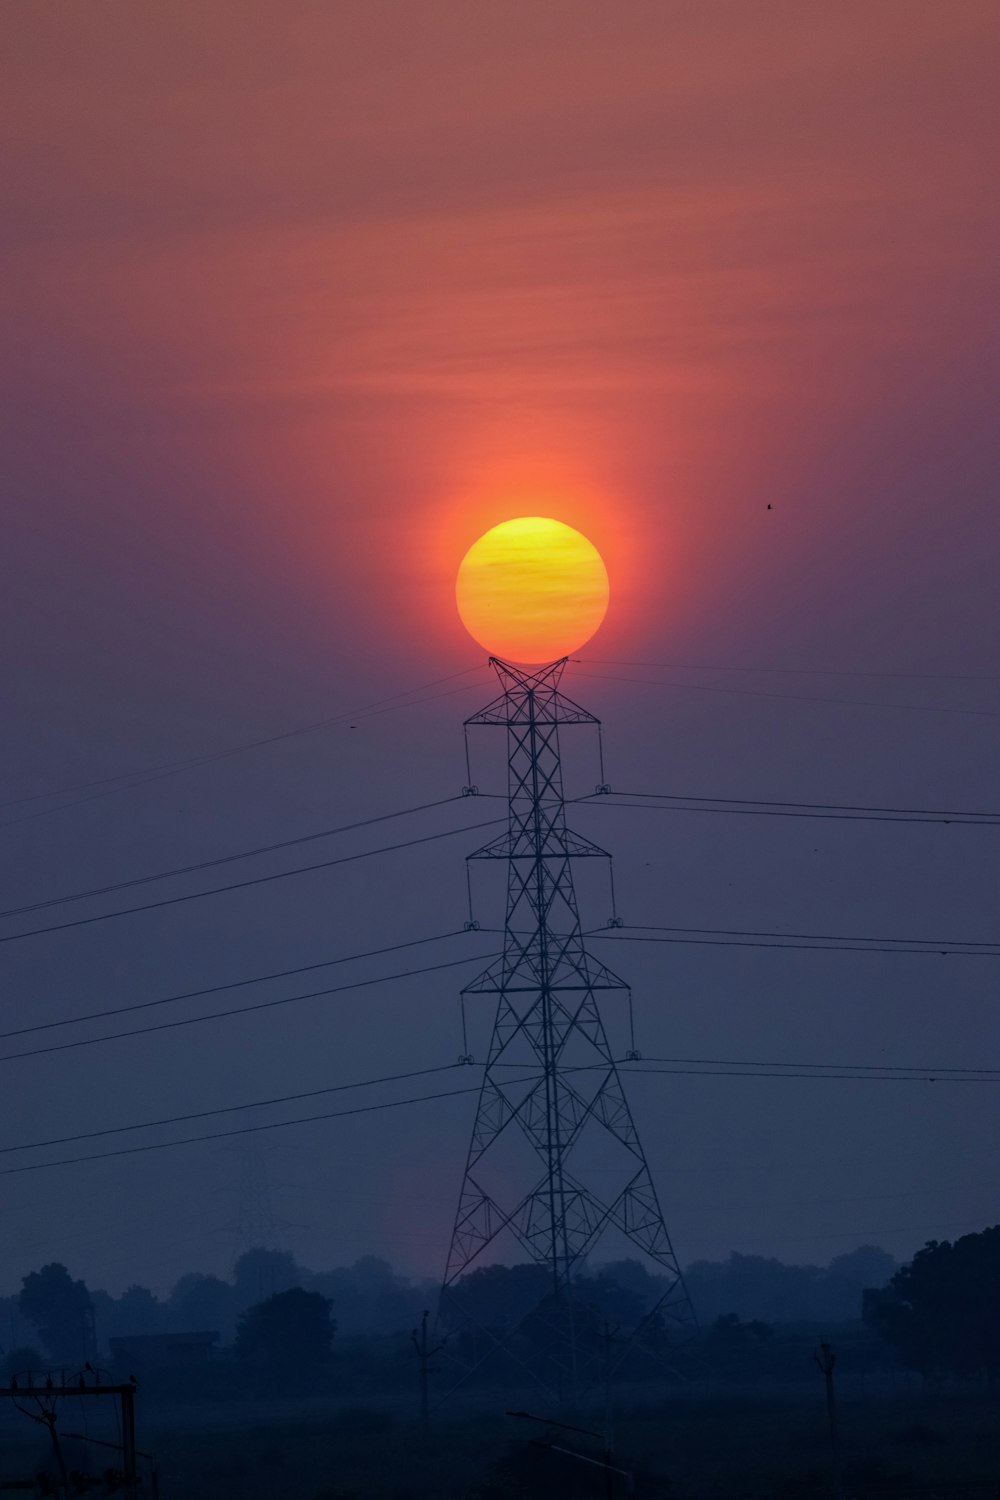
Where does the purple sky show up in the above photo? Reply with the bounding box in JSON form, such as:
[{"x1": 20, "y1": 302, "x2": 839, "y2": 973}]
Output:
[{"x1": 2, "y1": 1, "x2": 998, "y2": 1296}]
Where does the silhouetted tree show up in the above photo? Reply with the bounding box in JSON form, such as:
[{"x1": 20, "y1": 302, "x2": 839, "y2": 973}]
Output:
[
  {"x1": 443, "y1": 1263, "x2": 551, "y2": 1332},
  {"x1": 111, "y1": 1285, "x2": 163, "y2": 1336},
  {"x1": 597, "y1": 1258, "x2": 665, "y2": 1302},
  {"x1": 235, "y1": 1288, "x2": 335, "y2": 1378},
  {"x1": 166, "y1": 1272, "x2": 236, "y2": 1337},
  {"x1": 1, "y1": 1346, "x2": 45, "y2": 1380},
  {"x1": 683, "y1": 1248, "x2": 897, "y2": 1324},
  {"x1": 0, "y1": 1294, "x2": 34, "y2": 1351},
  {"x1": 19, "y1": 1264, "x2": 93, "y2": 1363},
  {"x1": 310, "y1": 1256, "x2": 427, "y2": 1335},
  {"x1": 573, "y1": 1270, "x2": 647, "y2": 1326},
  {"x1": 442, "y1": 1263, "x2": 653, "y2": 1381},
  {"x1": 685, "y1": 1253, "x2": 824, "y2": 1322},
  {"x1": 865, "y1": 1227, "x2": 1000, "y2": 1385},
  {"x1": 233, "y1": 1248, "x2": 303, "y2": 1307},
  {"x1": 825, "y1": 1245, "x2": 896, "y2": 1317}
]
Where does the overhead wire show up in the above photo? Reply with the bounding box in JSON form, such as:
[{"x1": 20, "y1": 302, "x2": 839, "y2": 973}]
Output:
[
  {"x1": 581, "y1": 795, "x2": 1000, "y2": 828},
  {"x1": 585, "y1": 923, "x2": 1000, "y2": 958},
  {"x1": 0, "y1": 666, "x2": 485, "y2": 811},
  {"x1": 0, "y1": 1079, "x2": 493, "y2": 1178},
  {"x1": 569, "y1": 668, "x2": 1000, "y2": 720},
  {"x1": 612, "y1": 921, "x2": 1000, "y2": 950},
  {"x1": 0, "y1": 1062, "x2": 469, "y2": 1156},
  {"x1": 574, "y1": 657, "x2": 1000, "y2": 684},
  {"x1": 8, "y1": 659, "x2": 997, "y2": 1183},
  {"x1": 623, "y1": 1053, "x2": 1000, "y2": 1077},
  {"x1": 0, "y1": 666, "x2": 488, "y2": 828},
  {"x1": 0, "y1": 950, "x2": 500, "y2": 1064},
  {"x1": 4, "y1": 1055, "x2": 997, "y2": 1181},
  {"x1": 0, "y1": 929, "x2": 472, "y2": 1042},
  {"x1": 0, "y1": 1061, "x2": 618, "y2": 1159},
  {"x1": 620, "y1": 1064, "x2": 1000, "y2": 1084},
  {"x1": 11, "y1": 654, "x2": 989, "y2": 822},
  {"x1": 9, "y1": 664, "x2": 995, "y2": 1231},
  {"x1": 484, "y1": 1045, "x2": 999, "y2": 1077},
  {"x1": 0, "y1": 795, "x2": 466, "y2": 922},
  {"x1": 0, "y1": 815, "x2": 505, "y2": 947},
  {"x1": 587, "y1": 929, "x2": 1000, "y2": 958},
  {"x1": 581, "y1": 788, "x2": 1000, "y2": 824}
]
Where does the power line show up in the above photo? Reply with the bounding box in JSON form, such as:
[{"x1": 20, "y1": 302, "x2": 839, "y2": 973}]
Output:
[
  {"x1": 491, "y1": 922, "x2": 1000, "y2": 959},
  {"x1": 575, "y1": 657, "x2": 1000, "y2": 685},
  {"x1": 0, "y1": 675, "x2": 488, "y2": 840},
  {"x1": 627, "y1": 1054, "x2": 1000, "y2": 1077},
  {"x1": 586, "y1": 788, "x2": 1000, "y2": 824},
  {"x1": 0, "y1": 795, "x2": 464, "y2": 922},
  {"x1": 487, "y1": 1052, "x2": 996, "y2": 1078},
  {"x1": 0, "y1": 1062, "x2": 468, "y2": 1156},
  {"x1": 0, "y1": 667, "x2": 485, "y2": 812},
  {"x1": 0, "y1": 929, "x2": 470, "y2": 1042},
  {"x1": 605, "y1": 799, "x2": 999, "y2": 827},
  {"x1": 0, "y1": 816, "x2": 505, "y2": 947},
  {"x1": 0, "y1": 950, "x2": 499, "y2": 1064},
  {"x1": 0, "y1": 1063, "x2": 613, "y2": 1161},
  {"x1": 0, "y1": 1079, "x2": 492, "y2": 1178},
  {"x1": 4, "y1": 1057, "x2": 996, "y2": 1182},
  {"x1": 584, "y1": 795, "x2": 1000, "y2": 828},
  {"x1": 587, "y1": 923, "x2": 1000, "y2": 957},
  {"x1": 588, "y1": 930, "x2": 1000, "y2": 958},
  {"x1": 620, "y1": 1066, "x2": 1000, "y2": 1084},
  {"x1": 570, "y1": 668, "x2": 1000, "y2": 720}
]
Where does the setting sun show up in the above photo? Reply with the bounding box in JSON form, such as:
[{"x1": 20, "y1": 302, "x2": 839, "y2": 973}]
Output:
[{"x1": 455, "y1": 517, "x2": 610, "y2": 662}]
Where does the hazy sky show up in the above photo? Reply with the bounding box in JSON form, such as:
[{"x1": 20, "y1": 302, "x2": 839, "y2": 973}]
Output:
[{"x1": 2, "y1": 1, "x2": 998, "y2": 1297}]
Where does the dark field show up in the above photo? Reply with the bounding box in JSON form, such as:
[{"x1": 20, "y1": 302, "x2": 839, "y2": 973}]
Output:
[{"x1": 2, "y1": 1390, "x2": 996, "y2": 1498}]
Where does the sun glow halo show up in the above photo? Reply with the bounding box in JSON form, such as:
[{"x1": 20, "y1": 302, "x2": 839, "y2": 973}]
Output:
[{"x1": 455, "y1": 516, "x2": 609, "y2": 663}]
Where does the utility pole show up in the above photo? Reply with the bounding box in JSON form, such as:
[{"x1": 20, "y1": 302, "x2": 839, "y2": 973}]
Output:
[
  {"x1": 121, "y1": 1377, "x2": 138, "y2": 1497},
  {"x1": 815, "y1": 1340, "x2": 843, "y2": 1499},
  {"x1": 602, "y1": 1320, "x2": 619, "y2": 1496},
  {"x1": 410, "y1": 1309, "x2": 446, "y2": 1438},
  {"x1": 2, "y1": 1368, "x2": 142, "y2": 1498},
  {"x1": 440, "y1": 657, "x2": 696, "y2": 1400}
]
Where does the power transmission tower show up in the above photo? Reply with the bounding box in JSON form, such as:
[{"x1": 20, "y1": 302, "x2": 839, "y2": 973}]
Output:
[
  {"x1": 217, "y1": 1130, "x2": 308, "y2": 1304},
  {"x1": 232, "y1": 1129, "x2": 282, "y2": 1264},
  {"x1": 226, "y1": 1128, "x2": 298, "y2": 1255},
  {"x1": 440, "y1": 657, "x2": 696, "y2": 1400}
]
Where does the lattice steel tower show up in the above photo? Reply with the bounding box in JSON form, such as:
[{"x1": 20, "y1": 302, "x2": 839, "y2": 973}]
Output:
[{"x1": 441, "y1": 657, "x2": 696, "y2": 1396}]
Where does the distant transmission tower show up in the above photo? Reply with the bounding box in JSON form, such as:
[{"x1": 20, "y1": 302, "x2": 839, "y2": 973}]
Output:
[
  {"x1": 440, "y1": 657, "x2": 696, "y2": 1398},
  {"x1": 232, "y1": 1129, "x2": 283, "y2": 1263}
]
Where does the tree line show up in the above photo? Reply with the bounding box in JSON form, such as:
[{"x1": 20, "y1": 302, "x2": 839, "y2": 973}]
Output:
[{"x1": 2, "y1": 1227, "x2": 996, "y2": 1390}]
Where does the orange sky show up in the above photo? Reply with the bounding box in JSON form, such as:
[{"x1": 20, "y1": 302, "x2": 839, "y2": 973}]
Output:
[{"x1": 5, "y1": 0, "x2": 998, "y2": 673}]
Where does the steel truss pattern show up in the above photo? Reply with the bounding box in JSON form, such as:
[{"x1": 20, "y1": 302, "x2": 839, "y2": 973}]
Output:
[{"x1": 440, "y1": 657, "x2": 696, "y2": 1397}]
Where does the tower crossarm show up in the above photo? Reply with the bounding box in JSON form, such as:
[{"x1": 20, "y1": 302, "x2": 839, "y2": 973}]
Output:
[{"x1": 465, "y1": 657, "x2": 600, "y2": 728}]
